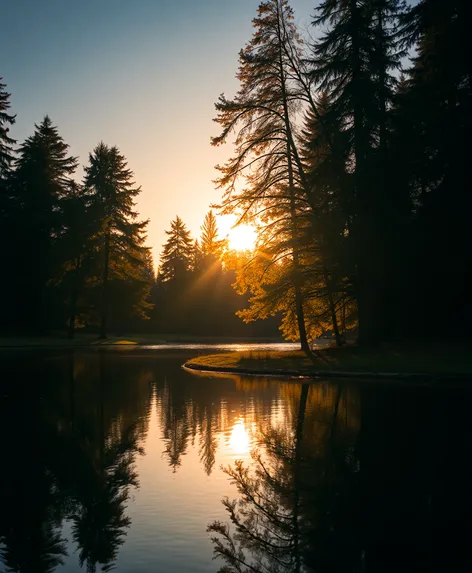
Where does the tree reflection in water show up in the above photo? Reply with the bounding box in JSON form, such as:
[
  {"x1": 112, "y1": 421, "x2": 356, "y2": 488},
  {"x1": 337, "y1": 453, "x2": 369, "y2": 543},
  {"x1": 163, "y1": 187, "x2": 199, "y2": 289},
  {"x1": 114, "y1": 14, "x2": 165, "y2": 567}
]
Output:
[
  {"x1": 207, "y1": 383, "x2": 354, "y2": 573},
  {"x1": 209, "y1": 379, "x2": 472, "y2": 573},
  {"x1": 1, "y1": 354, "x2": 471, "y2": 572},
  {"x1": 0, "y1": 352, "x2": 151, "y2": 573},
  {"x1": 0, "y1": 370, "x2": 69, "y2": 573},
  {"x1": 70, "y1": 424, "x2": 142, "y2": 572},
  {"x1": 68, "y1": 354, "x2": 147, "y2": 573},
  {"x1": 199, "y1": 405, "x2": 218, "y2": 475}
]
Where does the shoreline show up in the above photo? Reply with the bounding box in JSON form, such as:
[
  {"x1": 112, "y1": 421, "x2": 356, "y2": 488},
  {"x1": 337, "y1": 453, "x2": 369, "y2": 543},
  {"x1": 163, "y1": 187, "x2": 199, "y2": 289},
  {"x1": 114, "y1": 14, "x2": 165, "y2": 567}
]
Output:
[
  {"x1": 183, "y1": 361, "x2": 470, "y2": 383},
  {"x1": 0, "y1": 335, "x2": 290, "y2": 349},
  {"x1": 183, "y1": 346, "x2": 472, "y2": 384}
]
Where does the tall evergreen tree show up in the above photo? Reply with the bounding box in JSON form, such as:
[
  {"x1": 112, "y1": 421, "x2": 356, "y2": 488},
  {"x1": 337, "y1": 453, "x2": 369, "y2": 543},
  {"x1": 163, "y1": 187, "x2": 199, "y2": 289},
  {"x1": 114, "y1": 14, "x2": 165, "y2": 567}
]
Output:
[
  {"x1": 0, "y1": 78, "x2": 17, "y2": 328},
  {"x1": 158, "y1": 216, "x2": 193, "y2": 282},
  {"x1": 299, "y1": 94, "x2": 354, "y2": 345},
  {"x1": 309, "y1": 0, "x2": 376, "y2": 345},
  {"x1": 212, "y1": 0, "x2": 313, "y2": 352},
  {"x1": 52, "y1": 181, "x2": 97, "y2": 338},
  {"x1": 11, "y1": 115, "x2": 78, "y2": 330},
  {"x1": 200, "y1": 210, "x2": 225, "y2": 259},
  {"x1": 369, "y1": 0, "x2": 408, "y2": 150},
  {"x1": 0, "y1": 77, "x2": 16, "y2": 180},
  {"x1": 84, "y1": 143, "x2": 150, "y2": 338},
  {"x1": 308, "y1": 0, "x2": 408, "y2": 343},
  {"x1": 392, "y1": 0, "x2": 472, "y2": 336},
  {"x1": 191, "y1": 238, "x2": 204, "y2": 272},
  {"x1": 368, "y1": 0, "x2": 410, "y2": 338}
]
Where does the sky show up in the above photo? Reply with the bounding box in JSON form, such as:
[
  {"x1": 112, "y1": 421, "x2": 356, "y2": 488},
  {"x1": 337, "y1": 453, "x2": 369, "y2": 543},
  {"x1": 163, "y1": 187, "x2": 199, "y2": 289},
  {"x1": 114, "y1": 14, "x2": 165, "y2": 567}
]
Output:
[{"x1": 1, "y1": 0, "x2": 317, "y2": 265}]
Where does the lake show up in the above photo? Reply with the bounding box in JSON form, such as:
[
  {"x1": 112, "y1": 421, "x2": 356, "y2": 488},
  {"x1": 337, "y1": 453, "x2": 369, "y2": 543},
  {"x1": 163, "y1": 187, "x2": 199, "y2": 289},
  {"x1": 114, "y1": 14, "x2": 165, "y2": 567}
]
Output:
[{"x1": 0, "y1": 348, "x2": 471, "y2": 572}]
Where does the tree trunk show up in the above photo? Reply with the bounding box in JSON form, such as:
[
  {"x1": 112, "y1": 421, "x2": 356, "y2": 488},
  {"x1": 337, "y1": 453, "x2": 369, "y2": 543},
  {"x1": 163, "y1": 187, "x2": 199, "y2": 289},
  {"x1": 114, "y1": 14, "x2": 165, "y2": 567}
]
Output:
[
  {"x1": 99, "y1": 233, "x2": 110, "y2": 339},
  {"x1": 350, "y1": 0, "x2": 379, "y2": 346},
  {"x1": 323, "y1": 265, "x2": 343, "y2": 346},
  {"x1": 275, "y1": 4, "x2": 310, "y2": 354},
  {"x1": 287, "y1": 151, "x2": 310, "y2": 353},
  {"x1": 294, "y1": 280, "x2": 310, "y2": 353}
]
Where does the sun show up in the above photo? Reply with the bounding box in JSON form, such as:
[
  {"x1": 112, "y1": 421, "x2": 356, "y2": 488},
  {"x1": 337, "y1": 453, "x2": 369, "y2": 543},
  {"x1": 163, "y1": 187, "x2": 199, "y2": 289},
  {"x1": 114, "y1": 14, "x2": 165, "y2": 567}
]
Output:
[
  {"x1": 227, "y1": 225, "x2": 257, "y2": 251},
  {"x1": 217, "y1": 214, "x2": 258, "y2": 252}
]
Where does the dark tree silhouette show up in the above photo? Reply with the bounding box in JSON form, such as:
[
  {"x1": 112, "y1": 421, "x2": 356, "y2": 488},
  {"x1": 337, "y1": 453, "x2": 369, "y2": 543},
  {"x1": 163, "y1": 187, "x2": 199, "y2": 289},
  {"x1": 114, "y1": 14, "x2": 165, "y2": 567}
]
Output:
[
  {"x1": 84, "y1": 142, "x2": 150, "y2": 338},
  {"x1": 199, "y1": 407, "x2": 218, "y2": 475},
  {"x1": 71, "y1": 426, "x2": 140, "y2": 573},
  {"x1": 0, "y1": 78, "x2": 17, "y2": 326},
  {"x1": 158, "y1": 215, "x2": 194, "y2": 282},
  {"x1": 51, "y1": 181, "x2": 98, "y2": 338},
  {"x1": 390, "y1": 0, "x2": 472, "y2": 337},
  {"x1": 10, "y1": 115, "x2": 78, "y2": 330},
  {"x1": 0, "y1": 77, "x2": 16, "y2": 179},
  {"x1": 298, "y1": 94, "x2": 356, "y2": 344}
]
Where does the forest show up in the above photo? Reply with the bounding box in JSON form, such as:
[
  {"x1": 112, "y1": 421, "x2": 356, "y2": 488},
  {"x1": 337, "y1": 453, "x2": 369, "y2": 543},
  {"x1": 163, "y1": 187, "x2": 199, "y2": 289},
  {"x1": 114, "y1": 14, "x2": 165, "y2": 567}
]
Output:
[{"x1": 0, "y1": 0, "x2": 470, "y2": 346}]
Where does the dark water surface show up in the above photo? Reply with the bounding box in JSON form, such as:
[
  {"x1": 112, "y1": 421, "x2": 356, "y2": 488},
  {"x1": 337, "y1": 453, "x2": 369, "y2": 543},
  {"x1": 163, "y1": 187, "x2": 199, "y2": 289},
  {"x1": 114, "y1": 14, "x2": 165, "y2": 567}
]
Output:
[{"x1": 0, "y1": 349, "x2": 471, "y2": 572}]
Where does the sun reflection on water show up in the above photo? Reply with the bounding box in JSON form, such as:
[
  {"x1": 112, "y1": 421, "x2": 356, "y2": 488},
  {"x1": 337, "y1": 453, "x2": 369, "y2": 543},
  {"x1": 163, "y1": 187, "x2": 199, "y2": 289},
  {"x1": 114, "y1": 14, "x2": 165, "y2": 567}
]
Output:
[{"x1": 229, "y1": 418, "x2": 251, "y2": 456}]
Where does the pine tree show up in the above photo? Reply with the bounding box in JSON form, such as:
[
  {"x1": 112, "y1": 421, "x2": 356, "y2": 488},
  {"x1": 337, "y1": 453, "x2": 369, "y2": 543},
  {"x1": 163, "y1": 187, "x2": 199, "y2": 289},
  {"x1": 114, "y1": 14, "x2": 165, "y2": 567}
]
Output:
[
  {"x1": 0, "y1": 79, "x2": 17, "y2": 327},
  {"x1": 52, "y1": 181, "x2": 98, "y2": 338},
  {"x1": 200, "y1": 210, "x2": 225, "y2": 259},
  {"x1": 84, "y1": 143, "x2": 150, "y2": 338},
  {"x1": 11, "y1": 115, "x2": 78, "y2": 329},
  {"x1": 199, "y1": 210, "x2": 226, "y2": 275},
  {"x1": 308, "y1": 0, "x2": 408, "y2": 343},
  {"x1": 212, "y1": 0, "x2": 313, "y2": 352},
  {"x1": 0, "y1": 77, "x2": 16, "y2": 179},
  {"x1": 191, "y1": 239, "x2": 204, "y2": 272},
  {"x1": 368, "y1": 0, "x2": 410, "y2": 338},
  {"x1": 158, "y1": 216, "x2": 194, "y2": 282},
  {"x1": 369, "y1": 0, "x2": 408, "y2": 150},
  {"x1": 299, "y1": 94, "x2": 354, "y2": 345},
  {"x1": 392, "y1": 0, "x2": 472, "y2": 336},
  {"x1": 309, "y1": 0, "x2": 374, "y2": 345}
]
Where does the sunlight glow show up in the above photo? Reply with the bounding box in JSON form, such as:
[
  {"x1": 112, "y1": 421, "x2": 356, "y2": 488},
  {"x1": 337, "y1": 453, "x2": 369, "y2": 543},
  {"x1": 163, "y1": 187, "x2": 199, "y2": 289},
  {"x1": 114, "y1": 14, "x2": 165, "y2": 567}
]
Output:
[
  {"x1": 217, "y1": 215, "x2": 257, "y2": 252},
  {"x1": 227, "y1": 225, "x2": 257, "y2": 251},
  {"x1": 229, "y1": 418, "x2": 251, "y2": 455}
]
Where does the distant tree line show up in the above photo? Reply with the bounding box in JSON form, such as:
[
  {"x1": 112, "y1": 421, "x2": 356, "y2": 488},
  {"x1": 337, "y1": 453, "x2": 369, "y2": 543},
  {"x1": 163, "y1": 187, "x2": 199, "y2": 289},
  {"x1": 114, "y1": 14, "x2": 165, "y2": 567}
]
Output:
[
  {"x1": 212, "y1": 0, "x2": 472, "y2": 347},
  {"x1": 0, "y1": 93, "x2": 278, "y2": 338},
  {"x1": 151, "y1": 211, "x2": 280, "y2": 337}
]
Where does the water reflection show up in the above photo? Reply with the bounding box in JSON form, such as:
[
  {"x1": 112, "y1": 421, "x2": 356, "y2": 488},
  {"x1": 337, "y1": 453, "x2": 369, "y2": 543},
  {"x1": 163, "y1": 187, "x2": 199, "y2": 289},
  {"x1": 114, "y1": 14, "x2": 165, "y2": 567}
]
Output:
[
  {"x1": 0, "y1": 353, "x2": 149, "y2": 573},
  {"x1": 208, "y1": 379, "x2": 472, "y2": 572},
  {"x1": 228, "y1": 419, "x2": 251, "y2": 456},
  {"x1": 0, "y1": 352, "x2": 471, "y2": 572},
  {"x1": 207, "y1": 383, "x2": 357, "y2": 573}
]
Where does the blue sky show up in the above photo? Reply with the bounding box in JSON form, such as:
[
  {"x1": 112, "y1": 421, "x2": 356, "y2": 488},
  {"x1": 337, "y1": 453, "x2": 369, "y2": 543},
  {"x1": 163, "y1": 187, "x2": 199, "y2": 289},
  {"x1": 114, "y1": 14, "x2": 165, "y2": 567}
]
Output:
[{"x1": 1, "y1": 0, "x2": 317, "y2": 262}]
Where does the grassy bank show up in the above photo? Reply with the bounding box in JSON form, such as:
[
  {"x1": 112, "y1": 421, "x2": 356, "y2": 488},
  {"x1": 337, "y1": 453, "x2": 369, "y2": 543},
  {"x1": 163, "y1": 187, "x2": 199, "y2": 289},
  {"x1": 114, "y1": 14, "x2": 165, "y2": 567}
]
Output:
[{"x1": 186, "y1": 342, "x2": 472, "y2": 377}]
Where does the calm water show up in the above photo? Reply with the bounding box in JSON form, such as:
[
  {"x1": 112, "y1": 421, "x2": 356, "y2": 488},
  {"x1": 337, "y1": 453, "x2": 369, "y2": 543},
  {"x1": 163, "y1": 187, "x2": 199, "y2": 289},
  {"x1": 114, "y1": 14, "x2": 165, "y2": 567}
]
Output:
[{"x1": 0, "y1": 349, "x2": 471, "y2": 572}]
